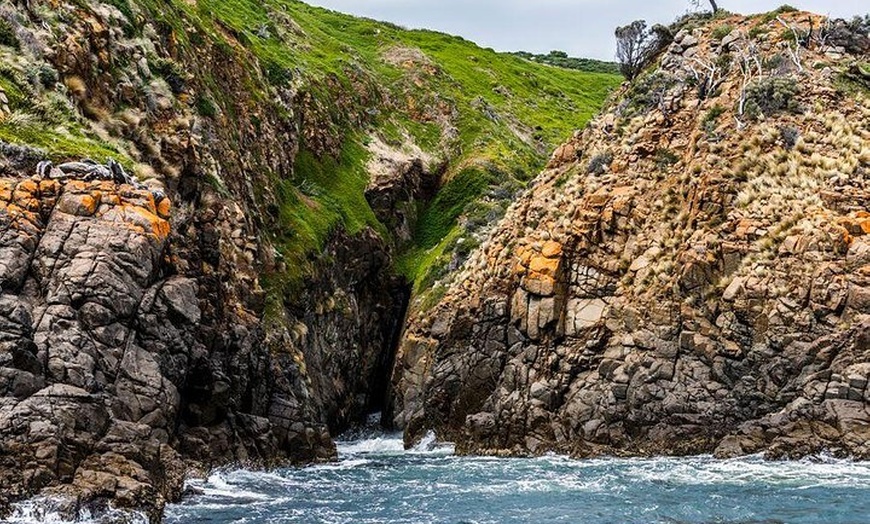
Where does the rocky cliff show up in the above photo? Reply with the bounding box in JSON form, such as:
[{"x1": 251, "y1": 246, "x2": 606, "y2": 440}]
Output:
[
  {"x1": 0, "y1": 0, "x2": 617, "y2": 520},
  {"x1": 393, "y1": 11, "x2": 870, "y2": 460}
]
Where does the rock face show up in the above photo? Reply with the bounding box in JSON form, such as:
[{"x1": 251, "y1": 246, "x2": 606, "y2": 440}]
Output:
[
  {"x1": 0, "y1": 177, "x2": 188, "y2": 518},
  {"x1": 392, "y1": 12, "x2": 870, "y2": 459},
  {"x1": 0, "y1": 1, "x2": 408, "y2": 519},
  {"x1": 0, "y1": 169, "x2": 410, "y2": 519}
]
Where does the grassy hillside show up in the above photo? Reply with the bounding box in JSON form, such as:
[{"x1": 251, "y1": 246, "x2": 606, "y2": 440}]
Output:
[
  {"x1": 0, "y1": 0, "x2": 621, "y2": 297},
  {"x1": 511, "y1": 51, "x2": 621, "y2": 75}
]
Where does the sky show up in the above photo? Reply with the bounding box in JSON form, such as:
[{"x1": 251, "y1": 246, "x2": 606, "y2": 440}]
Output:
[{"x1": 304, "y1": 0, "x2": 863, "y2": 61}]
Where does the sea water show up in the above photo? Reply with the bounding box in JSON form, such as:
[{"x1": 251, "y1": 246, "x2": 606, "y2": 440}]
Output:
[
  {"x1": 164, "y1": 431, "x2": 870, "y2": 524},
  {"x1": 5, "y1": 429, "x2": 870, "y2": 524}
]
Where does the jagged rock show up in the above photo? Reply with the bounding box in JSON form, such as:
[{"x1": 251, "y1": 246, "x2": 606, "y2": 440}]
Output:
[
  {"x1": 0, "y1": 174, "x2": 351, "y2": 518},
  {"x1": 392, "y1": 12, "x2": 870, "y2": 461}
]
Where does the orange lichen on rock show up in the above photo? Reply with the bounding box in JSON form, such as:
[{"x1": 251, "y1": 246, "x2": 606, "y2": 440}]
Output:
[
  {"x1": 842, "y1": 212, "x2": 870, "y2": 235},
  {"x1": 156, "y1": 197, "x2": 171, "y2": 219},
  {"x1": 541, "y1": 241, "x2": 563, "y2": 259},
  {"x1": 528, "y1": 254, "x2": 560, "y2": 278},
  {"x1": 120, "y1": 204, "x2": 171, "y2": 240}
]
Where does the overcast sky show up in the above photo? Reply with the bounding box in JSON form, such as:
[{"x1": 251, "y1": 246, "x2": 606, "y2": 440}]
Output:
[{"x1": 304, "y1": 0, "x2": 863, "y2": 60}]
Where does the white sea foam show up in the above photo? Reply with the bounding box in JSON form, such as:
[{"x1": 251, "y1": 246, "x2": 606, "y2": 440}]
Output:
[
  {"x1": 336, "y1": 434, "x2": 405, "y2": 455},
  {"x1": 617, "y1": 454, "x2": 870, "y2": 488},
  {"x1": 306, "y1": 457, "x2": 372, "y2": 471},
  {"x1": 184, "y1": 470, "x2": 272, "y2": 502},
  {"x1": 1, "y1": 497, "x2": 148, "y2": 524}
]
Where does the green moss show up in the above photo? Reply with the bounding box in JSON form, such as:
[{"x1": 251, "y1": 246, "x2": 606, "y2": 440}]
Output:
[
  {"x1": 0, "y1": 119, "x2": 125, "y2": 163},
  {"x1": 195, "y1": 94, "x2": 218, "y2": 117},
  {"x1": 0, "y1": 74, "x2": 25, "y2": 109},
  {"x1": 268, "y1": 137, "x2": 387, "y2": 295}
]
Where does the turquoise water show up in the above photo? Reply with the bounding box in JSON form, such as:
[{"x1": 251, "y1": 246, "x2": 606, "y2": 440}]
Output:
[{"x1": 164, "y1": 432, "x2": 870, "y2": 524}]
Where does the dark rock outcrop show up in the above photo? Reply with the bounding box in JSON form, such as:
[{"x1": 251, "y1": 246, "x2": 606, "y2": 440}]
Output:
[
  {"x1": 0, "y1": 167, "x2": 409, "y2": 519},
  {"x1": 0, "y1": 0, "x2": 407, "y2": 518}
]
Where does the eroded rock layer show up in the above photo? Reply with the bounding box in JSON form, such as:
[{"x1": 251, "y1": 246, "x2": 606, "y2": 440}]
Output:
[{"x1": 392, "y1": 12, "x2": 870, "y2": 460}]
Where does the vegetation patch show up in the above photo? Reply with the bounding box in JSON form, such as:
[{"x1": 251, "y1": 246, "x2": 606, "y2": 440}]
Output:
[
  {"x1": 511, "y1": 51, "x2": 620, "y2": 75},
  {"x1": 587, "y1": 152, "x2": 614, "y2": 174},
  {"x1": 0, "y1": 19, "x2": 19, "y2": 50},
  {"x1": 743, "y1": 77, "x2": 801, "y2": 120},
  {"x1": 415, "y1": 165, "x2": 493, "y2": 251},
  {"x1": 712, "y1": 24, "x2": 734, "y2": 40},
  {"x1": 1, "y1": 0, "x2": 622, "y2": 296}
]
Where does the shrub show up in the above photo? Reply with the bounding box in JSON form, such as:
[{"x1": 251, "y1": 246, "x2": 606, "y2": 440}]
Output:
[
  {"x1": 762, "y1": 5, "x2": 798, "y2": 23},
  {"x1": 655, "y1": 148, "x2": 679, "y2": 169},
  {"x1": 26, "y1": 64, "x2": 58, "y2": 89},
  {"x1": 152, "y1": 58, "x2": 186, "y2": 94},
  {"x1": 587, "y1": 152, "x2": 613, "y2": 174},
  {"x1": 824, "y1": 16, "x2": 870, "y2": 55},
  {"x1": 743, "y1": 77, "x2": 800, "y2": 120},
  {"x1": 779, "y1": 126, "x2": 800, "y2": 149},
  {"x1": 264, "y1": 59, "x2": 294, "y2": 85},
  {"x1": 748, "y1": 26, "x2": 769, "y2": 40},
  {"x1": 195, "y1": 95, "x2": 217, "y2": 118},
  {"x1": 0, "y1": 19, "x2": 19, "y2": 50},
  {"x1": 704, "y1": 104, "x2": 726, "y2": 126},
  {"x1": 837, "y1": 63, "x2": 870, "y2": 96},
  {"x1": 627, "y1": 72, "x2": 678, "y2": 114},
  {"x1": 712, "y1": 24, "x2": 733, "y2": 40}
]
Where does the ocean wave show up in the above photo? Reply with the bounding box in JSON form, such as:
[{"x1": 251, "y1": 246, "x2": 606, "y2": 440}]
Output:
[
  {"x1": 184, "y1": 470, "x2": 273, "y2": 502},
  {"x1": 617, "y1": 454, "x2": 870, "y2": 488},
  {"x1": 163, "y1": 444, "x2": 870, "y2": 524},
  {"x1": 304, "y1": 458, "x2": 372, "y2": 471},
  {"x1": 336, "y1": 434, "x2": 405, "y2": 455}
]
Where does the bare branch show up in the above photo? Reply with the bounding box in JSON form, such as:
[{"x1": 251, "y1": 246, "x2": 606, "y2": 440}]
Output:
[{"x1": 776, "y1": 16, "x2": 804, "y2": 73}]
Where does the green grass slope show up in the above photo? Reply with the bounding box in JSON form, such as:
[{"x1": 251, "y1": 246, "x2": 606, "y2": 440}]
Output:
[{"x1": 0, "y1": 0, "x2": 621, "y2": 298}]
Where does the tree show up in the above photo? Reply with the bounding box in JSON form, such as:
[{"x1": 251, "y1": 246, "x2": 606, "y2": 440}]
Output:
[
  {"x1": 691, "y1": 0, "x2": 720, "y2": 13},
  {"x1": 615, "y1": 21, "x2": 672, "y2": 80},
  {"x1": 615, "y1": 21, "x2": 650, "y2": 80}
]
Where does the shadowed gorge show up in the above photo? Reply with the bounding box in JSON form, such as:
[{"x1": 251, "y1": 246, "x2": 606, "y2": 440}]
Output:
[
  {"x1": 0, "y1": 0, "x2": 618, "y2": 519},
  {"x1": 0, "y1": 1, "x2": 868, "y2": 522}
]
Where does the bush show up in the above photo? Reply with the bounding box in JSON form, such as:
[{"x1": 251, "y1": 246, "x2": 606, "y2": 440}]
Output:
[
  {"x1": 762, "y1": 5, "x2": 798, "y2": 23},
  {"x1": 195, "y1": 95, "x2": 218, "y2": 118},
  {"x1": 152, "y1": 58, "x2": 186, "y2": 94},
  {"x1": 0, "y1": 19, "x2": 19, "y2": 50},
  {"x1": 655, "y1": 148, "x2": 679, "y2": 169},
  {"x1": 779, "y1": 125, "x2": 799, "y2": 149},
  {"x1": 627, "y1": 72, "x2": 678, "y2": 114},
  {"x1": 587, "y1": 152, "x2": 613, "y2": 174},
  {"x1": 703, "y1": 105, "x2": 726, "y2": 135},
  {"x1": 712, "y1": 24, "x2": 733, "y2": 40},
  {"x1": 743, "y1": 77, "x2": 800, "y2": 120},
  {"x1": 264, "y1": 59, "x2": 294, "y2": 85},
  {"x1": 26, "y1": 64, "x2": 58, "y2": 89}
]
